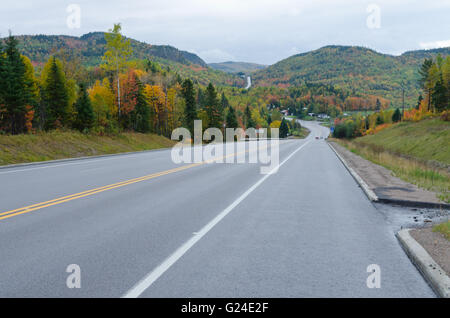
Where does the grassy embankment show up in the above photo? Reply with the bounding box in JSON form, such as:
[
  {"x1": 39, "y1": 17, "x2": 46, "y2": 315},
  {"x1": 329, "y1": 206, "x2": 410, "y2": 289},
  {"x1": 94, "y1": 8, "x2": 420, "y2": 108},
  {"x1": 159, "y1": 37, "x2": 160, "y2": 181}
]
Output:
[
  {"x1": 291, "y1": 127, "x2": 310, "y2": 139},
  {"x1": 0, "y1": 131, "x2": 176, "y2": 166},
  {"x1": 335, "y1": 118, "x2": 450, "y2": 203}
]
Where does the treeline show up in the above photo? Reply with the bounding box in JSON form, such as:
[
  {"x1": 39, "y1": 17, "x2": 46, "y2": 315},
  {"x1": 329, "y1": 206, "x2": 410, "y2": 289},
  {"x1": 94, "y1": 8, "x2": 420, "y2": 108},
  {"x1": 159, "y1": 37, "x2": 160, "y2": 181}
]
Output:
[
  {"x1": 0, "y1": 27, "x2": 248, "y2": 137},
  {"x1": 416, "y1": 55, "x2": 450, "y2": 114},
  {"x1": 333, "y1": 56, "x2": 450, "y2": 139},
  {"x1": 332, "y1": 108, "x2": 402, "y2": 138}
]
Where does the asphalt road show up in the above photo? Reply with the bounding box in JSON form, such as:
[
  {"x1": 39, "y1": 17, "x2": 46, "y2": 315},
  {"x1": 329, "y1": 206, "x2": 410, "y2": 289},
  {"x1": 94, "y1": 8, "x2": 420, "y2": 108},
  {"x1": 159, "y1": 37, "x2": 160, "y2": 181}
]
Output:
[{"x1": 0, "y1": 121, "x2": 435, "y2": 297}]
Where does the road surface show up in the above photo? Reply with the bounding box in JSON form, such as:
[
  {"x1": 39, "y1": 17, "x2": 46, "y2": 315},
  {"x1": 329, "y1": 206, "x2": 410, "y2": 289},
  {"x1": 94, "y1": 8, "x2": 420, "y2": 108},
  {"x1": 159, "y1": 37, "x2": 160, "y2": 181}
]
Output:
[
  {"x1": 0, "y1": 121, "x2": 435, "y2": 297},
  {"x1": 245, "y1": 76, "x2": 252, "y2": 89}
]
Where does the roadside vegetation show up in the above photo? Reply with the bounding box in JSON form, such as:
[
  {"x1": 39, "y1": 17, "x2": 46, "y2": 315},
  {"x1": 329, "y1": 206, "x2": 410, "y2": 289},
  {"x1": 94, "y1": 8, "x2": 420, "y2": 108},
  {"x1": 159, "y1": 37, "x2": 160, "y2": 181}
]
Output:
[
  {"x1": 433, "y1": 221, "x2": 450, "y2": 241},
  {"x1": 336, "y1": 137, "x2": 449, "y2": 203},
  {"x1": 0, "y1": 130, "x2": 175, "y2": 166},
  {"x1": 332, "y1": 55, "x2": 449, "y2": 203}
]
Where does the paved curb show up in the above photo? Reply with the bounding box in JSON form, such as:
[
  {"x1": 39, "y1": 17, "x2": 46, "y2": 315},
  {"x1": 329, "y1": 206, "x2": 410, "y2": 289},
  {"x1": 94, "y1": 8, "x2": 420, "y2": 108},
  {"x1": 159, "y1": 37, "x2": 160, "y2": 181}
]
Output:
[
  {"x1": 0, "y1": 147, "x2": 171, "y2": 171},
  {"x1": 397, "y1": 229, "x2": 450, "y2": 298},
  {"x1": 327, "y1": 142, "x2": 379, "y2": 202},
  {"x1": 378, "y1": 198, "x2": 450, "y2": 210}
]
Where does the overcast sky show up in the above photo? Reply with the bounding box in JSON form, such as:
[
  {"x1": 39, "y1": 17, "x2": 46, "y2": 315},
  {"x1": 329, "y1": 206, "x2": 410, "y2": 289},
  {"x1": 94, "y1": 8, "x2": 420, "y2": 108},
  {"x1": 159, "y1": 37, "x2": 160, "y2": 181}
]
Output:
[{"x1": 1, "y1": 0, "x2": 449, "y2": 65}]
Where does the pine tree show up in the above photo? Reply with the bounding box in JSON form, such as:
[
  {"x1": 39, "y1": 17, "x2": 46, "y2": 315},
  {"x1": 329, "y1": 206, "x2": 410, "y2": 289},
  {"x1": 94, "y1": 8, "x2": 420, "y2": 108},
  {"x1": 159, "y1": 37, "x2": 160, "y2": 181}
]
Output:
[
  {"x1": 225, "y1": 106, "x2": 238, "y2": 129},
  {"x1": 197, "y1": 87, "x2": 205, "y2": 109},
  {"x1": 182, "y1": 79, "x2": 197, "y2": 135},
  {"x1": 221, "y1": 92, "x2": 229, "y2": 110},
  {"x1": 392, "y1": 108, "x2": 401, "y2": 122},
  {"x1": 376, "y1": 115, "x2": 384, "y2": 125},
  {"x1": 0, "y1": 39, "x2": 5, "y2": 130},
  {"x1": 42, "y1": 57, "x2": 69, "y2": 130},
  {"x1": 416, "y1": 94, "x2": 423, "y2": 110},
  {"x1": 74, "y1": 83, "x2": 94, "y2": 132},
  {"x1": 432, "y1": 76, "x2": 447, "y2": 112},
  {"x1": 375, "y1": 98, "x2": 381, "y2": 111},
  {"x1": 279, "y1": 118, "x2": 289, "y2": 138},
  {"x1": 205, "y1": 83, "x2": 222, "y2": 128},
  {"x1": 244, "y1": 105, "x2": 255, "y2": 128},
  {"x1": 0, "y1": 34, "x2": 35, "y2": 134},
  {"x1": 134, "y1": 77, "x2": 150, "y2": 133}
]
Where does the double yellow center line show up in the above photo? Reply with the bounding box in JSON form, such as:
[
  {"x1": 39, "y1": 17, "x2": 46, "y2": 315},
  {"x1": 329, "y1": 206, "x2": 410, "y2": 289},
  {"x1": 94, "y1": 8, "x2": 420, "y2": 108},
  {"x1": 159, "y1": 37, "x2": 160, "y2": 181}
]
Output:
[
  {"x1": 0, "y1": 162, "x2": 203, "y2": 221},
  {"x1": 0, "y1": 142, "x2": 274, "y2": 221}
]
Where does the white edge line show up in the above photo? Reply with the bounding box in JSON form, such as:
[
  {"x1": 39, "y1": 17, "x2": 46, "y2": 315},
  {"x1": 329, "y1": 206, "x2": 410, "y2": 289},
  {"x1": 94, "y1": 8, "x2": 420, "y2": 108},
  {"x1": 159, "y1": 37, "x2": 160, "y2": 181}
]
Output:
[
  {"x1": 327, "y1": 142, "x2": 378, "y2": 202},
  {"x1": 121, "y1": 139, "x2": 311, "y2": 298}
]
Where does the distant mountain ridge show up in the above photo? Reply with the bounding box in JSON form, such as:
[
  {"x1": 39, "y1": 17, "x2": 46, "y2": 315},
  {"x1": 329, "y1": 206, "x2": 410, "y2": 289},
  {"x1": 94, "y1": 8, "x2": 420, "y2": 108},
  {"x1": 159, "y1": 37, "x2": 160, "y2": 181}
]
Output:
[
  {"x1": 10, "y1": 32, "x2": 207, "y2": 67},
  {"x1": 252, "y1": 45, "x2": 450, "y2": 106},
  {"x1": 208, "y1": 61, "x2": 267, "y2": 74}
]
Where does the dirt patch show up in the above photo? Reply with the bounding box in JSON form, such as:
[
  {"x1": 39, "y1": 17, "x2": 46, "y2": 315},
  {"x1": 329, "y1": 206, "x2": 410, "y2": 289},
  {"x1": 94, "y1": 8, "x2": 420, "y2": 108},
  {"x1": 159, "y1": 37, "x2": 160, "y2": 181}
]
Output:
[
  {"x1": 329, "y1": 141, "x2": 444, "y2": 205},
  {"x1": 410, "y1": 227, "x2": 450, "y2": 277}
]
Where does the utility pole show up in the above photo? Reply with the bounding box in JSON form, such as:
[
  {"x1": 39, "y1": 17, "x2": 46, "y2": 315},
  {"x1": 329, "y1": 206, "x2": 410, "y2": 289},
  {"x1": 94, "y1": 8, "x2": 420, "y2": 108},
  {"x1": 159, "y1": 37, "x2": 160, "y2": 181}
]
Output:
[{"x1": 401, "y1": 80, "x2": 405, "y2": 121}]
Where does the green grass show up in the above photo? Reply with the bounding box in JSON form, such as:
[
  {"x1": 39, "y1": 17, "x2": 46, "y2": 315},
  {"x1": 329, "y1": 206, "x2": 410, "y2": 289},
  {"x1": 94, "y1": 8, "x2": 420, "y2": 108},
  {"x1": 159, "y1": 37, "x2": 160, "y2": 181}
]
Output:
[
  {"x1": 433, "y1": 221, "x2": 450, "y2": 241},
  {"x1": 291, "y1": 127, "x2": 310, "y2": 139},
  {"x1": 354, "y1": 118, "x2": 450, "y2": 166},
  {"x1": 334, "y1": 118, "x2": 450, "y2": 203},
  {"x1": 0, "y1": 130, "x2": 176, "y2": 166}
]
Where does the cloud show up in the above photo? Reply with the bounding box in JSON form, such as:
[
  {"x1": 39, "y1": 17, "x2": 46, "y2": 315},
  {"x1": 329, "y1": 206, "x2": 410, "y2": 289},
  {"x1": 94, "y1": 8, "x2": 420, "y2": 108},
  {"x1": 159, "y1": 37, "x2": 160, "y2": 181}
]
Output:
[
  {"x1": 0, "y1": 0, "x2": 449, "y2": 64},
  {"x1": 419, "y1": 40, "x2": 450, "y2": 50}
]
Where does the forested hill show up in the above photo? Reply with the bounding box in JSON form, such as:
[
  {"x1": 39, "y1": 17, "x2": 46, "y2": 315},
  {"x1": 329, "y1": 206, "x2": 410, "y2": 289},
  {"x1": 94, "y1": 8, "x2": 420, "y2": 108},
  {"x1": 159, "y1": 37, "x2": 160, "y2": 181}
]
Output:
[
  {"x1": 9, "y1": 32, "x2": 245, "y2": 86},
  {"x1": 13, "y1": 32, "x2": 207, "y2": 67},
  {"x1": 252, "y1": 45, "x2": 450, "y2": 106}
]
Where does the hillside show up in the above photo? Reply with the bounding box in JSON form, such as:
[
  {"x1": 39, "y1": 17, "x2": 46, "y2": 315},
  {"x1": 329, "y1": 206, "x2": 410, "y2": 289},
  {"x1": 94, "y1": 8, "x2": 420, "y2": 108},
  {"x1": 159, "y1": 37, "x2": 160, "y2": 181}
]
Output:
[
  {"x1": 354, "y1": 118, "x2": 450, "y2": 166},
  {"x1": 336, "y1": 118, "x2": 449, "y2": 202},
  {"x1": 14, "y1": 32, "x2": 206, "y2": 67},
  {"x1": 253, "y1": 45, "x2": 450, "y2": 107},
  {"x1": 9, "y1": 32, "x2": 244, "y2": 87},
  {"x1": 209, "y1": 61, "x2": 267, "y2": 74}
]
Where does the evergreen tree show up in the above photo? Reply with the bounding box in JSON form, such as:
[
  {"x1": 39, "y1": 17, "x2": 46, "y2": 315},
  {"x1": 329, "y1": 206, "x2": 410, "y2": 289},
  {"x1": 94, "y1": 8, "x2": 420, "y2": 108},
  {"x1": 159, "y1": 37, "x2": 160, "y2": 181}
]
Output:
[
  {"x1": 225, "y1": 106, "x2": 238, "y2": 129},
  {"x1": 182, "y1": 79, "x2": 197, "y2": 135},
  {"x1": 134, "y1": 77, "x2": 150, "y2": 133},
  {"x1": 0, "y1": 34, "x2": 35, "y2": 134},
  {"x1": 42, "y1": 57, "x2": 69, "y2": 130},
  {"x1": 432, "y1": 76, "x2": 447, "y2": 112},
  {"x1": 0, "y1": 39, "x2": 5, "y2": 129},
  {"x1": 221, "y1": 92, "x2": 229, "y2": 110},
  {"x1": 197, "y1": 87, "x2": 205, "y2": 109},
  {"x1": 419, "y1": 58, "x2": 434, "y2": 109},
  {"x1": 392, "y1": 108, "x2": 401, "y2": 123},
  {"x1": 375, "y1": 98, "x2": 381, "y2": 111},
  {"x1": 416, "y1": 94, "x2": 423, "y2": 110},
  {"x1": 419, "y1": 58, "x2": 433, "y2": 88},
  {"x1": 244, "y1": 105, "x2": 255, "y2": 128},
  {"x1": 74, "y1": 83, "x2": 94, "y2": 132},
  {"x1": 279, "y1": 118, "x2": 289, "y2": 138},
  {"x1": 205, "y1": 83, "x2": 222, "y2": 128},
  {"x1": 376, "y1": 115, "x2": 384, "y2": 125}
]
